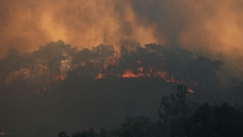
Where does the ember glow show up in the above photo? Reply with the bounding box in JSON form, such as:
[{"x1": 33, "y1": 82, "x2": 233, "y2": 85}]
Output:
[
  {"x1": 187, "y1": 88, "x2": 194, "y2": 93},
  {"x1": 95, "y1": 73, "x2": 104, "y2": 79},
  {"x1": 94, "y1": 68, "x2": 195, "y2": 93},
  {"x1": 122, "y1": 70, "x2": 140, "y2": 78},
  {"x1": 55, "y1": 74, "x2": 66, "y2": 81},
  {"x1": 0, "y1": 132, "x2": 14, "y2": 135},
  {"x1": 34, "y1": 84, "x2": 50, "y2": 95}
]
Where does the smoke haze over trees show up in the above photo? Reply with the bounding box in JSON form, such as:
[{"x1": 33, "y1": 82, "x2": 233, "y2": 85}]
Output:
[
  {"x1": 0, "y1": 40, "x2": 243, "y2": 136},
  {"x1": 1, "y1": 0, "x2": 243, "y2": 57},
  {"x1": 0, "y1": 0, "x2": 243, "y2": 136},
  {"x1": 1, "y1": 40, "x2": 242, "y2": 89}
]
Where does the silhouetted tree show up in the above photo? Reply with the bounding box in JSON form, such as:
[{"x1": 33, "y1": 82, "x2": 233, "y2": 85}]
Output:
[
  {"x1": 0, "y1": 47, "x2": 24, "y2": 85},
  {"x1": 0, "y1": 58, "x2": 11, "y2": 85},
  {"x1": 112, "y1": 116, "x2": 160, "y2": 137},
  {"x1": 37, "y1": 40, "x2": 73, "y2": 82},
  {"x1": 72, "y1": 48, "x2": 93, "y2": 67},
  {"x1": 139, "y1": 44, "x2": 166, "y2": 78},
  {"x1": 159, "y1": 84, "x2": 196, "y2": 137},
  {"x1": 59, "y1": 132, "x2": 70, "y2": 137},
  {"x1": 163, "y1": 47, "x2": 193, "y2": 81},
  {"x1": 22, "y1": 51, "x2": 39, "y2": 84},
  {"x1": 70, "y1": 44, "x2": 115, "y2": 78},
  {"x1": 99, "y1": 128, "x2": 110, "y2": 137},
  {"x1": 188, "y1": 102, "x2": 243, "y2": 137},
  {"x1": 185, "y1": 56, "x2": 224, "y2": 90},
  {"x1": 71, "y1": 129, "x2": 98, "y2": 137}
]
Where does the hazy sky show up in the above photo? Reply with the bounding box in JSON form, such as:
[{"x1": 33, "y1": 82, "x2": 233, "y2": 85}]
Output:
[{"x1": 1, "y1": 0, "x2": 243, "y2": 57}]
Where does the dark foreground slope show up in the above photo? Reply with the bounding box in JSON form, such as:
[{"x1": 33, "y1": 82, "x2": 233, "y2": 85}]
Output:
[
  {"x1": 0, "y1": 77, "x2": 177, "y2": 137},
  {"x1": 0, "y1": 77, "x2": 242, "y2": 137},
  {"x1": 57, "y1": 77, "x2": 177, "y2": 133}
]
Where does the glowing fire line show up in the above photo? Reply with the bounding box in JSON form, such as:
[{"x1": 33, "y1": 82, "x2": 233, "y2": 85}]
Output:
[{"x1": 95, "y1": 69, "x2": 195, "y2": 93}]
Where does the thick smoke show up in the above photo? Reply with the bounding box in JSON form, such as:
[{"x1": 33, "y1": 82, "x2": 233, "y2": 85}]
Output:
[
  {"x1": 129, "y1": 0, "x2": 243, "y2": 54},
  {"x1": 0, "y1": 0, "x2": 243, "y2": 57}
]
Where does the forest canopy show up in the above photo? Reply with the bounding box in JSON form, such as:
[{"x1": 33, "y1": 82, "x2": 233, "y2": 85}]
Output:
[
  {"x1": 1, "y1": 40, "x2": 239, "y2": 90},
  {"x1": 0, "y1": 40, "x2": 243, "y2": 137}
]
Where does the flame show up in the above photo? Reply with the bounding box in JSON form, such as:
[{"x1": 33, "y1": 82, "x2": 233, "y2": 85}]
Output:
[
  {"x1": 95, "y1": 67, "x2": 195, "y2": 93},
  {"x1": 157, "y1": 71, "x2": 169, "y2": 81},
  {"x1": 120, "y1": 69, "x2": 175, "y2": 81},
  {"x1": 95, "y1": 73, "x2": 105, "y2": 79},
  {"x1": 95, "y1": 67, "x2": 176, "y2": 82},
  {"x1": 55, "y1": 75, "x2": 66, "y2": 81},
  {"x1": 122, "y1": 70, "x2": 139, "y2": 78},
  {"x1": 137, "y1": 67, "x2": 143, "y2": 72},
  {"x1": 188, "y1": 88, "x2": 194, "y2": 93}
]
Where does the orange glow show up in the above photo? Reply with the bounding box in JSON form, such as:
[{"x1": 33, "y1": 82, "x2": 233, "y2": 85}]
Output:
[
  {"x1": 122, "y1": 70, "x2": 139, "y2": 78},
  {"x1": 188, "y1": 88, "x2": 194, "y2": 93},
  {"x1": 95, "y1": 73, "x2": 105, "y2": 79},
  {"x1": 110, "y1": 68, "x2": 176, "y2": 83},
  {"x1": 107, "y1": 56, "x2": 116, "y2": 65},
  {"x1": 137, "y1": 67, "x2": 143, "y2": 72},
  {"x1": 0, "y1": 132, "x2": 6, "y2": 135},
  {"x1": 157, "y1": 71, "x2": 169, "y2": 80},
  {"x1": 55, "y1": 75, "x2": 66, "y2": 81},
  {"x1": 0, "y1": 0, "x2": 158, "y2": 58},
  {"x1": 112, "y1": 69, "x2": 195, "y2": 93},
  {"x1": 104, "y1": 56, "x2": 117, "y2": 68},
  {"x1": 1, "y1": 0, "x2": 243, "y2": 58}
]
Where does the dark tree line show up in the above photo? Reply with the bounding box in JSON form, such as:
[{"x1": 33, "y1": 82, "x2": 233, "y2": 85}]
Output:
[
  {"x1": 67, "y1": 42, "x2": 224, "y2": 92},
  {"x1": 193, "y1": 48, "x2": 243, "y2": 88},
  {"x1": 0, "y1": 40, "x2": 76, "y2": 84},
  {"x1": 59, "y1": 85, "x2": 243, "y2": 137},
  {"x1": 0, "y1": 40, "x2": 226, "y2": 91},
  {"x1": 0, "y1": 40, "x2": 242, "y2": 137}
]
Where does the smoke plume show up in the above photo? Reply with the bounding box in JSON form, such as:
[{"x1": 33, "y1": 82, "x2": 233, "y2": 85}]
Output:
[{"x1": 0, "y1": 0, "x2": 243, "y2": 57}]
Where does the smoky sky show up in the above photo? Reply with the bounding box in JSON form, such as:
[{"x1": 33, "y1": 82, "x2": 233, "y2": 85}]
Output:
[{"x1": 1, "y1": 0, "x2": 243, "y2": 57}]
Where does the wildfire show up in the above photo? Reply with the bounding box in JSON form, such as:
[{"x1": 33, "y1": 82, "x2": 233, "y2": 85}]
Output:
[
  {"x1": 157, "y1": 71, "x2": 170, "y2": 82},
  {"x1": 95, "y1": 73, "x2": 104, "y2": 79},
  {"x1": 55, "y1": 75, "x2": 66, "y2": 81},
  {"x1": 188, "y1": 88, "x2": 194, "y2": 93},
  {"x1": 122, "y1": 70, "x2": 139, "y2": 78},
  {"x1": 34, "y1": 84, "x2": 50, "y2": 95},
  {"x1": 137, "y1": 67, "x2": 143, "y2": 72},
  {"x1": 94, "y1": 67, "x2": 196, "y2": 93},
  {"x1": 95, "y1": 68, "x2": 175, "y2": 82},
  {"x1": 107, "y1": 56, "x2": 116, "y2": 65}
]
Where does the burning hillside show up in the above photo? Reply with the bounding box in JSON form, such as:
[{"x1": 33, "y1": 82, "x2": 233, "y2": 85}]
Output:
[{"x1": 0, "y1": 40, "x2": 241, "y2": 95}]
